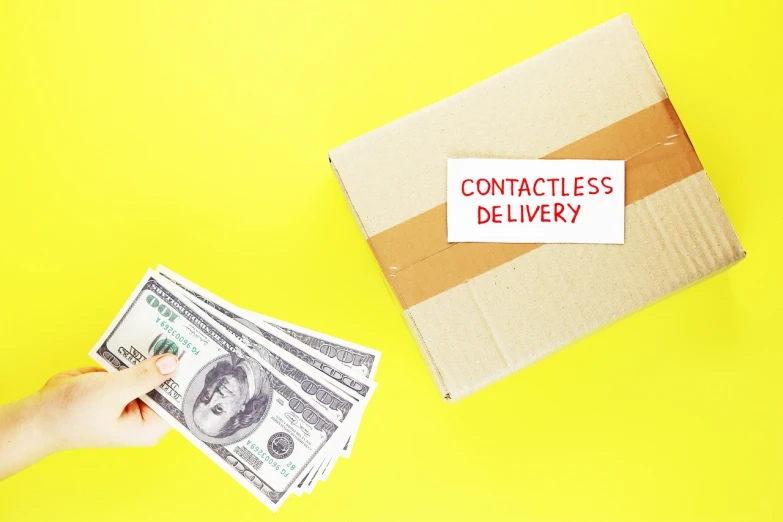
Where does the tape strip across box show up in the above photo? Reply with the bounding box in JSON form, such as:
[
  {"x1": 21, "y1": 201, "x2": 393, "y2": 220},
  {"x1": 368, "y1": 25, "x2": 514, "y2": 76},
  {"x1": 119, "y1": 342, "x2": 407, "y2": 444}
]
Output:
[{"x1": 329, "y1": 14, "x2": 745, "y2": 401}]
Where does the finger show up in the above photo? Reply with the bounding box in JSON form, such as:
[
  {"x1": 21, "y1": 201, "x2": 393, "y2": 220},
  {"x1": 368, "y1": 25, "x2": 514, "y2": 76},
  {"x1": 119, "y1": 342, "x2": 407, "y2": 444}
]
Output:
[
  {"x1": 139, "y1": 401, "x2": 169, "y2": 432},
  {"x1": 121, "y1": 401, "x2": 171, "y2": 447},
  {"x1": 104, "y1": 354, "x2": 179, "y2": 407},
  {"x1": 137, "y1": 403, "x2": 172, "y2": 446}
]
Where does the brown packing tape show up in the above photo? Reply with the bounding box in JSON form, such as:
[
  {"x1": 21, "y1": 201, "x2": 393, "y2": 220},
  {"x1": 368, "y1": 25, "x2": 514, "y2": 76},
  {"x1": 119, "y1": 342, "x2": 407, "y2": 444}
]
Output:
[{"x1": 367, "y1": 99, "x2": 704, "y2": 309}]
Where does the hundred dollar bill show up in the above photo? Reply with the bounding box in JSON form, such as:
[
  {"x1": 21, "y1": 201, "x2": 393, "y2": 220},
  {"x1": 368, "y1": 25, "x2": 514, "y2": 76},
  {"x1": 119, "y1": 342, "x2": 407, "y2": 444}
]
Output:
[
  {"x1": 156, "y1": 267, "x2": 375, "y2": 460},
  {"x1": 156, "y1": 268, "x2": 380, "y2": 494},
  {"x1": 89, "y1": 271, "x2": 350, "y2": 512},
  {"x1": 158, "y1": 265, "x2": 382, "y2": 380},
  {"x1": 155, "y1": 269, "x2": 374, "y2": 485},
  {"x1": 178, "y1": 289, "x2": 360, "y2": 483}
]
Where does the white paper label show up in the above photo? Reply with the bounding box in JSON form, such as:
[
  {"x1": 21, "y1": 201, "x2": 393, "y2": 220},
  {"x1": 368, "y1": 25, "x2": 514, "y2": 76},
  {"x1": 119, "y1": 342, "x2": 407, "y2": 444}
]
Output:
[{"x1": 447, "y1": 159, "x2": 625, "y2": 244}]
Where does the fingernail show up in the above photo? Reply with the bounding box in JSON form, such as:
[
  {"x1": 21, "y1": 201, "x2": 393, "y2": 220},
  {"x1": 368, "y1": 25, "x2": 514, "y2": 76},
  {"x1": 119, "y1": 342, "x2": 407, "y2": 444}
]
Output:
[{"x1": 156, "y1": 354, "x2": 178, "y2": 375}]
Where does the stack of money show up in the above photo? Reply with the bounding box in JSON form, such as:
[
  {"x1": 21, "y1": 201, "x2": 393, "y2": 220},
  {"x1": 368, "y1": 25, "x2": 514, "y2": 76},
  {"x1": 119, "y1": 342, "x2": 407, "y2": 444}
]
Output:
[{"x1": 88, "y1": 266, "x2": 380, "y2": 512}]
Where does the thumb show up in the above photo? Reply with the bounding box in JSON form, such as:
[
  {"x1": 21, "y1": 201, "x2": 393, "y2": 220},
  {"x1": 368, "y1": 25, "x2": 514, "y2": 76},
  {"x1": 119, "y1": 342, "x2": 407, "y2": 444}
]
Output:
[{"x1": 106, "y1": 354, "x2": 179, "y2": 407}]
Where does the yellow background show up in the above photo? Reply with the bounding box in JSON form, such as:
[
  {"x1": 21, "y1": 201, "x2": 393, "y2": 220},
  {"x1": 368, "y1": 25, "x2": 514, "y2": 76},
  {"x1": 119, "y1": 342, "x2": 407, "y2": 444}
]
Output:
[{"x1": 1, "y1": 1, "x2": 781, "y2": 521}]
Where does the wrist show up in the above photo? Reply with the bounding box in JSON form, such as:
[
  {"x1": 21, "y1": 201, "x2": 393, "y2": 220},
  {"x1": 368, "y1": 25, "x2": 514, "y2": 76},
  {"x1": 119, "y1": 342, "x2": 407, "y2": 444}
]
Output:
[
  {"x1": 7, "y1": 393, "x2": 60, "y2": 457},
  {"x1": 0, "y1": 394, "x2": 58, "y2": 480}
]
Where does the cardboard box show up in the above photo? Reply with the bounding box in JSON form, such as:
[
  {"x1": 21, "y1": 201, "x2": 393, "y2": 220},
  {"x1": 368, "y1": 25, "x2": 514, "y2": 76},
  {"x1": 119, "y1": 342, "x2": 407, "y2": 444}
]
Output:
[{"x1": 329, "y1": 14, "x2": 745, "y2": 401}]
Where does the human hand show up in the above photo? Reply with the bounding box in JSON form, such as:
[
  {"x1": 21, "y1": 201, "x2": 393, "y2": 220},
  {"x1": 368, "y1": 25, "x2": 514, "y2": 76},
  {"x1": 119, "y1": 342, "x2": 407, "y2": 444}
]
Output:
[
  {"x1": 0, "y1": 354, "x2": 179, "y2": 480},
  {"x1": 38, "y1": 354, "x2": 180, "y2": 450}
]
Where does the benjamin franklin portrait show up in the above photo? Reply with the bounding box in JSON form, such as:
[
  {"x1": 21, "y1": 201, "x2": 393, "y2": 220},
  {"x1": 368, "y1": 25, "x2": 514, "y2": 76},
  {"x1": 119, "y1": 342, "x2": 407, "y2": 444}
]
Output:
[{"x1": 183, "y1": 353, "x2": 272, "y2": 445}]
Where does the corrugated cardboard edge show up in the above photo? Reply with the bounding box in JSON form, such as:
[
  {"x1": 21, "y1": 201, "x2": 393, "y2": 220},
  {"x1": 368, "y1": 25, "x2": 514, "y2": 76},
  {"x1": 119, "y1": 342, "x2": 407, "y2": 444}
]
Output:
[
  {"x1": 329, "y1": 156, "x2": 369, "y2": 239},
  {"x1": 626, "y1": 14, "x2": 669, "y2": 99}
]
